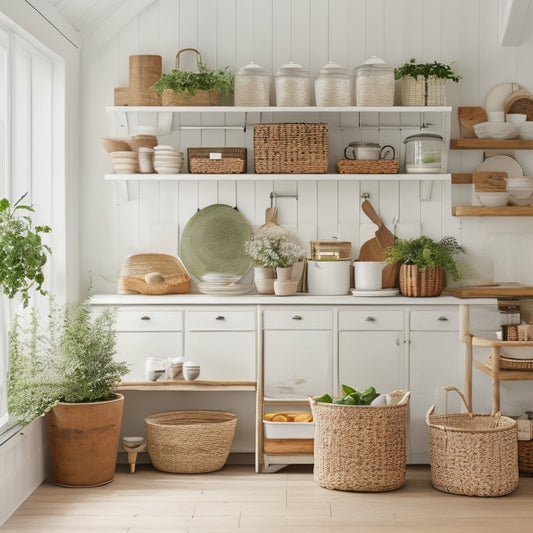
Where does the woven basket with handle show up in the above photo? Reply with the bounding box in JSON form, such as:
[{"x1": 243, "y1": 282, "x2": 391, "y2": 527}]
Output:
[
  {"x1": 426, "y1": 386, "x2": 518, "y2": 496},
  {"x1": 399, "y1": 264, "x2": 444, "y2": 297}
]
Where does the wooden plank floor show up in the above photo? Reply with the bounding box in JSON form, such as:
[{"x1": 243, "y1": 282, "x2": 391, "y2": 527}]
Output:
[{"x1": 2, "y1": 464, "x2": 533, "y2": 532}]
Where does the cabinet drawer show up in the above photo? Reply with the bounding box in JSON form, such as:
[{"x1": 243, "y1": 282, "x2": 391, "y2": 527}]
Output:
[
  {"x1": 263, "y1": 310, "x2": 332, "y2": 330},
  {"x1": 188, "y1": 311, "x2": 256, "y2": 331},
  {"x1": 338, "y1": 310, "x2": 404, "y2": 331},
  {"x1": 410, "y1": 310, "x2": 458, "y2": 331},
  {"x1": 115, "y1": 310, "x2": 183, "y2": 332}
]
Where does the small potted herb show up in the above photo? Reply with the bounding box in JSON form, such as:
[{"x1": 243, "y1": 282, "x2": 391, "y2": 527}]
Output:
[{"x1": 384, "y1": 235, "x2": 465, "y2": 297}]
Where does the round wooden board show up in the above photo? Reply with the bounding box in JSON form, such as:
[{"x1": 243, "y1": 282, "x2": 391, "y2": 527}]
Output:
[{"x1": 504, "y1": 91, "x2": 533, "y2": 120}]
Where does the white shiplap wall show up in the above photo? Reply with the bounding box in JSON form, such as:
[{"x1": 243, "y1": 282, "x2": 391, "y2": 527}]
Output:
[{"x1": 80, "y1": 0, "x2": 533, "y2": 293}]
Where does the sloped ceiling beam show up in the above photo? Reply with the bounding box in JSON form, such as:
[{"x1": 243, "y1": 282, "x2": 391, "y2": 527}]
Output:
[
  {"x1": 500, "y1": 0, "x2": 531, "y2": 46},
  {"x1": 81, "y1": 0, "x2": 155, "y2": 55}
]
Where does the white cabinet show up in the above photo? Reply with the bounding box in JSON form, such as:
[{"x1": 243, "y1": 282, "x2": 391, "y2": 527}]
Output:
[
  {"x1": 115, "y1": 308, "x2": 184, "y2": 381},
  {"x1": 186, "y1": 308, "x2": 256, "y2": 381},
  {"x1": 263, "y1": 308, "x2": 333, "y2": 398}
]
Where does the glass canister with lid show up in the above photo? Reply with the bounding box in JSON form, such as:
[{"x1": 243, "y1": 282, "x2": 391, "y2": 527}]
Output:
[
  {"x1": 403, "y1": 133, "x2": 445, "y2": 173},
  {"x1": 234, "y1": 61, "x2": 270, "y2": 106},
  {"x1": 274, "y1": 61, "x2": 310, "y2": 106},
  {"x1": 353, "y1": 56, "x2": 395, "y2": 106},
  {"x1": 315, "y1": 61, "x2": 352, "y2": 106}
]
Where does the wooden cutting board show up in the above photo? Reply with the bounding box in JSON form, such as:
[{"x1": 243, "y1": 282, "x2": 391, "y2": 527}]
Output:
[
  {"x1": 458, "y1": 107, "x2": 487, "y2": 139},
  {"x1": 361, "y1": 199, "x2": 395, "y2": 249},
  {"x1": 443, "y1": 282, "x2": 533, "y2": 298}
]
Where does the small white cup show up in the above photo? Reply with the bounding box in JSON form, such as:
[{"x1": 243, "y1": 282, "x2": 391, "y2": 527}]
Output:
[
  {"x1": 487, "y1": 111, "x2": 505, "y2": 122},
  {"x1": 506, "y1": 113, "x2": 527, "y2": 125}
]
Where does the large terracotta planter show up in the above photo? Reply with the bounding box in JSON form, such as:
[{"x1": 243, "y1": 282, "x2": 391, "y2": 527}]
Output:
[
  {"x1": 44, "y1": 394, "x2": 124, "y2": 487},
  {"x1": 399, "y1": 264, "x2": 444, "y2": 297}
]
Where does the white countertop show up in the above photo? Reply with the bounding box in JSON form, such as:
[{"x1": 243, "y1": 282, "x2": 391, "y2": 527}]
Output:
[{"x1": 90, "y1": 293, "x2": 496, "y2": 306}]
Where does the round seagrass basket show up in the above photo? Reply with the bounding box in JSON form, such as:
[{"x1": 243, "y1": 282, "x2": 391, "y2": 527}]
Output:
[
  {"x1": 399, "y1": 264, "x2": 444, "y2": 297},
  {"x1": 426, "y1": 387, "x2": 518, "y2": 497},
  {"x1": 309, "y1": 392, "x2": 410, "y2": 492},
  {"x1": 145, "y1": 410, "x2": 237, "y2": 473}
]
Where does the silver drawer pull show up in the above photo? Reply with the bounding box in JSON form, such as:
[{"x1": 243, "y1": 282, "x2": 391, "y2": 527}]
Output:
[
  {"x1": 292, "y1": 315, "x2": 302, "y2": 320},
  {"x1": 215, "y1": 315, "x2": 225, "y2": 320},
  {"x1": 140, "y1": 316, "x2": 151, "y2": 321},
  {"x1": 365, "y1": 316, "x2": 376, "y2": 322},
  {"x1": 437, "y1": 316, "x2": 449, "y2": 322}
]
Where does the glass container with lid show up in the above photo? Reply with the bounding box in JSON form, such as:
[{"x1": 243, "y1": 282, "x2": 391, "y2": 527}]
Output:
[
  {"x1": 403, "y1": 133, "x2": 445, "y2": 174},
  {"x1": 353, "y1": 56, "x2": 395, "y2": 106},
  {"x1": 234, "y1": 61, "x2": 270, "y2": 107},
  {"x1": 274, "y1": 61, "x2": 310, "y2": 106},
  {"x1": 315, "y1": 61, "x2": 352, "y2": 107}
]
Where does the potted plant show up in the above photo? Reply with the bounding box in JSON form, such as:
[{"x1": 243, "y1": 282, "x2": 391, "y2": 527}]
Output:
[
  {"x1": 8, "y1": 297, "x2": 130, "y2": 487},
  {"x1": 384, "y1": 235, "x2": 465, "y2": 297},
  {"x1": 152, "y1": 48, "x2": 233, "y2": 106},
  {"x1": 395, "y1": 59, "x2": 460, "y2": 105}
]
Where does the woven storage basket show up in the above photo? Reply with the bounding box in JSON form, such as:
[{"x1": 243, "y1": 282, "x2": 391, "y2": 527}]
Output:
[
  {"x1": 400, "y1": 75, "x2": 426, "y2": 106},
  {"x1": 254, "y1": 123, "x2": 328, "y2": 174},
  {"x1": 497, "y1": 354, "x2": 533, "y2": 371},
  {"x1": 399, "y1": 264, "x2": 444, "y2": 297},
  {"x1": 518, "y1": 440, "x2": 533, "y2": 475},
  {"x1": 426, "y1": 76, "x2": 447, "y2": 106},
  {"x1": 117, "y1": 253, "x2": 190, "y2": 295},
  {"x1": 336, "y1": 159, "x2": 400, "y2": 174},
  {"x1": 309, "y1": 392, "x2": 410, "y2": 492},
  {"x1": 129, "y1": 55, "x2": 162, "y2": 106},
  {"x1": 187, "y1": 147, "x2": 247, "y2": 174},
  {"x1": 426, "y1": 386, "x2": 518, "y2": 497},
  {"x1": 145, "y1": 410, "x2": 237, "y2": 473}
]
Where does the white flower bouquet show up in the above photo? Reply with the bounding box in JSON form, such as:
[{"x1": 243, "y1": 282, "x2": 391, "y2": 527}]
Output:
[{"x1": 244, "y1": 229, "x2": 304, "y2": 268}]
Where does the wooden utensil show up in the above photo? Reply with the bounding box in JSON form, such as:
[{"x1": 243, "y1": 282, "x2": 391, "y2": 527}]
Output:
[
  {"x1": 259, "y1": 206, "x2": 286, "y2": 236},
  {"x1": 361, "y1": 199, "x2": 395, "y2": 250},
  {"x1": 458, "y1": 107, "x2": 488, "y2": 139}
]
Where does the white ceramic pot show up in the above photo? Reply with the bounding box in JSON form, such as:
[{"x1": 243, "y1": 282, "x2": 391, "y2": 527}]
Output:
[
  {"x1": 307, "y1": 260, "x2": 351, "y2": 295},
  {"x1": 353, "y1": 261, "x2": 386, "y2": 290}
]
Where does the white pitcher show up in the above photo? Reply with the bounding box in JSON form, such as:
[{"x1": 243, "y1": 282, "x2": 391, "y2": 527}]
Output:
[{"x1": 353, "y1": 261, "x2": 386, "y2": 290}]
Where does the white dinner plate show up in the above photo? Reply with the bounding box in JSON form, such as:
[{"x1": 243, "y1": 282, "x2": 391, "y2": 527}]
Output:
[
  {"x1": 475, "y1": 155, "x2": 523, "y2": 179},
  {"x1": 351, "y1": 288, "x2": 400, "y2": 297}
]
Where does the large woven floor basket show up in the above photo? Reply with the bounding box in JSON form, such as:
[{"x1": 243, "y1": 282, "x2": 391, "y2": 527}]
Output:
[
  {"x1": 426, "y1": 387, "x2": 518, "y2": 497},
  {"x1": 145, "y1": 410, "x2": 237, "y2": 473},
  {"x1": 399, "y1": 264, "x2": 444, "y2": 297},
  {"x1": 310, "y1": 392, "x2": 410, "y2": 492}
]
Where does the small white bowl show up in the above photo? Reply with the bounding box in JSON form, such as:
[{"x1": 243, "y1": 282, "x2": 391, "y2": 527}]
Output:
[
  {"x1": 506, "y1": 113, "x2": 527, "y2": 125},
  {"x1": 476, "y1": 192, "x2": 510, "y2": 207}
]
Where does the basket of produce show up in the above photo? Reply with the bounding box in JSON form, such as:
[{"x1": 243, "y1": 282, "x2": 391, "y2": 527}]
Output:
[
  {"x1": 145, "y1": 410, "x2": 237, "y2": 473},
  {"x1": 254, "y1": 123, "x2": 328, "y2": 174},
  {"x1": 187, "y1": 147, "x2": 247, "y2": 174},
  {"x1": 426, "y1": 386, "x2": 518, "y2": 496},
  {"x1": 310, "y1": 385, "x2": 410, "y2": 492}
]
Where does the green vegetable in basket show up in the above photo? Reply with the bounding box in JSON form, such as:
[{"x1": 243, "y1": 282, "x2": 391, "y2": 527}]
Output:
[
  {"x1": 314, "y1": 393, "x2": 333, "y2": 404},
  {"x1": 314, "y1": 385, "x2": 378, "y2": 405}
]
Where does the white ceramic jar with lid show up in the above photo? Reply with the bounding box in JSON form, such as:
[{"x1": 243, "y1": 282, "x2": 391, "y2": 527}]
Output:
[
  {"x1": 274, "y1": 61, "x2": 310, "y2": 106},
  {"x1": 315, "y1": 61, "x2": 352, "y2": 106},
  {"x1": 234, "y1": 61, "x2": 270, "y2": 106},
  {"x1": 353, "y1": 56, "x2": 395, "y2": 106}
]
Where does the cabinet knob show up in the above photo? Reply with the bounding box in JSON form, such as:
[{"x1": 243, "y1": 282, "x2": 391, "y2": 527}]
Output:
[
  {"x1": 215, "y1": 315, "x2": 225, "y2": 320},
  {"x1": 140, "y1": 316, "x2": 151, "y2": 321},
  {"x1": 365, "y1": 316, "x2": 376, "y2": 322},
  {"x1": 437, "y1": 316, "x2": 449, "y2": 322},
  {"x1": 292, "y1": 315, "x2": 302, "y2": 320}
]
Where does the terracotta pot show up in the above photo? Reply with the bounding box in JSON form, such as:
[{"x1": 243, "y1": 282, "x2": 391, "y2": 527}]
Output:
[
  {"x1": 399, "y1": 264, "x2": 444, "y2": 297},
  {"x1": 45, "y1": 394, "x2": 124, "y2": 487}
]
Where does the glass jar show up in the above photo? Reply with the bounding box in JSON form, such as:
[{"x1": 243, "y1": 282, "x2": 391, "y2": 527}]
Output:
[
  {"x1": 315, "y1": 61, "x2": 352, "y2": 106},
  {"x1": 353, "y1": 56, "x2": 395, "y2": 106},
  {"x1": 274, "y1": 61, "x2": 310, "y2": 106},
  {"x1": 403, "y1": 133, "x2": 445, "y2": 174},
  {"x1": 234, "y1": 61, "x2": 270, "y2": 107}
]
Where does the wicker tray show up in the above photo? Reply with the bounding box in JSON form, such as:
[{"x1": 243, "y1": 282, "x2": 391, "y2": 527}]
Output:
[
  {"x1": 187, "y1": 147, "x2": 247, "y2": 174},
  {"x1": 336, "y1": 159, "x2": 400, "y2": 174},
  {"x1": 518, "y1": 439, "x2": 533, "y2": 475},
  {"x1": 426, "y1": 386, "x2": 518, "y2": 497},
  {"x1": 498, "y1": 355, "x2": 533, "y2": 371},
  {"x1": 254, "y1": 123, "x2": 328, "y2": 174},
  {"x1": 145, "y1": 410, "x2": 237, "y2": 473}
]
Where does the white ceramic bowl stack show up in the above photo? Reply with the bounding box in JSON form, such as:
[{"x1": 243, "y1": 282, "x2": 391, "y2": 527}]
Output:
[
  {"x1": 110, "y1": 151, "x2": 138, "y2": 174},
  {"x1": 519, "y1": 122, "x2": 533, "y2": 139},
  {"x1": 153, "y1": 145, "x2": 184, "y2": 174},
  {"x1": 475, "y1": 192, "x2": 510, "y2": 207},
  {"x1": 507, "y1": 176, "x2": 533, "y2": 205},
  {"x1": 473, "y1": 122, "x2": 519, "y2": 140},
  {"x1": 182, "y1": 361, "x2": 200, "y2": 381}
]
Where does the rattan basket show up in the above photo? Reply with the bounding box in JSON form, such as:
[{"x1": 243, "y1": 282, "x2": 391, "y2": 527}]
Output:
[
  {"x1": 497, "y1": 354, "x2": 533, "y2": 371},
  {"x1": 399, "y1": 264, "x2": 444, "y2": 297},
  {"x1": 117, "y1": 253, "x2": 190, "y2": 295},
  {"x1": 187, "y1": 147, "x2": 247, "y2": 174},
  {"x1": 309, "y1": 392, "x2": 410, "y2": 492},
  {"x1": 254, "y1": 123, "x2": 328, "y2": 174},
  {"x1": 426, "y1": 386, "x2": 518, "y2": 496},
  {"x1": 145, "y1": 410, "x2": 237, "y2": 473},
  {"x1": 400, "y1": 75, "x2": 426, "y2": 106},
  {"x1": 336, "y1": 159, "x2": 400, "y2": 174},
  {"x1": 518, "y1": 440, "x2": 533, "y2": 475}
]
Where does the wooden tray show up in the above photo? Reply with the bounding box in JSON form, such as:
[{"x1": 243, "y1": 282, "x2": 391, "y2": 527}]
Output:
[
  {"x1": 443, "y1": 282, "x2": 533, "y2": 298},
  {"x1": 263, "y1": 438, "x2": 314, "y2": 455}
]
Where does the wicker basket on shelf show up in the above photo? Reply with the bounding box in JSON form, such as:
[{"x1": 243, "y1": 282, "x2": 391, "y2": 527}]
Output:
[
  {"x1": 426, "y1": 386, "x2": 518, "y2": 496},
  {"x1": 254, "y1": 123, "x2": 328, "y2": 174},
  {"x1": 336, "y1": 159, "x2": 400, "y2": 174},
  {"x1": 399, "y1": 264, "x2": 444, "y2": 297},
  {"x1": 400, "y1": 75, "x2": 426, "y2": 106},
  {"x1": 187, "y1": 147, "x2": 247, "y2": 174},
  {"x1": 518, "y1": 440, "x2": 533, "y2": 475},
  {"x1": 145, "y1": 410, "x2": 237, "y2": 473}
]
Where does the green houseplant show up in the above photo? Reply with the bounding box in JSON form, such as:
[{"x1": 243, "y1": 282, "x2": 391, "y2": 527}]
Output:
[
  {"x1": 8, "y1": 297, "x2": 129, "y2": 486},
  {"x1": 395, "y1": 58, "x2": 460, "y2": 106},
  {"x1": 384, "y1": 235, "x2": 465, "y2": 297}
]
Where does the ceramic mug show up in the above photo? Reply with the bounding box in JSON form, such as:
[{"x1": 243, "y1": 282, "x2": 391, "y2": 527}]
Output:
[{"x1": 344, "y1": 142, "x2": 395, "y2": 161}]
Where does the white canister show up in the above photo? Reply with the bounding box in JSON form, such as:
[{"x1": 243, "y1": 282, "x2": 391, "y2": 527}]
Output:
[
  {"x1": 353, "y1": 261, "x2": 386, "y2": 290},
  {"x1": 307, "y1": 260, "x2": 351, "y2": 295}
]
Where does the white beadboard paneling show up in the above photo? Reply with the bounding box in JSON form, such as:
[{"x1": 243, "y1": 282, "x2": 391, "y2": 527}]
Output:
[
  {"x1": 158, "y1": 0, "x2": 180, "y2": 72},
  {"x1": 317, "y1": 180, "x2": 338, "y2": 240}
]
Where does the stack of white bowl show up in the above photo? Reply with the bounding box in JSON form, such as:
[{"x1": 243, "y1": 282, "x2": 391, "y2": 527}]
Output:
[
  {"x1": 507, "y1": 176, "x2": 533, "y2": 205},
  {"x1": 182, "y1": 361, "x2": 200, "y2": 381},
  {"x1": 110, "y1": 151, "x2": 138, "y2": 174},
  {"x1": 473, "y1": 122, "x2": 519, "y2": 140},
  {"x1": 153, "y1": 145, "x2": 184, "y2": 174},
  {"x1": 519, "y1": 122, "x2": 533, "y2": 139}
]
